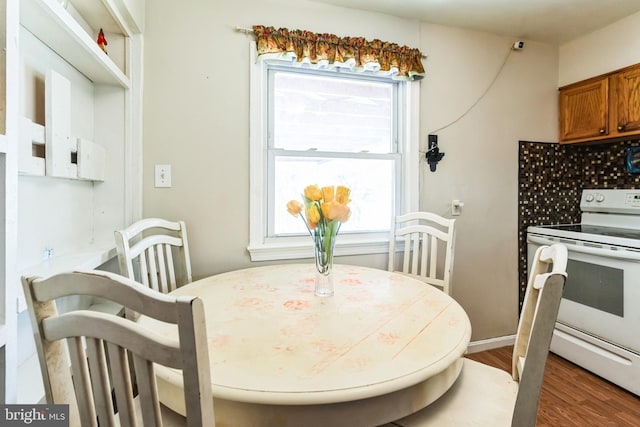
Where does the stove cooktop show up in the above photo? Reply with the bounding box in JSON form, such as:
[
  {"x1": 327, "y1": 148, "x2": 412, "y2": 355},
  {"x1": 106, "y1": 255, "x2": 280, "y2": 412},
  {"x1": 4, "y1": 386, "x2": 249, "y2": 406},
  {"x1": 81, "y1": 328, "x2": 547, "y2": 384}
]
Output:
[
  {"x1": 527, "y1": 223, "x2": 640, "y2": 249},
  {"x1": 528, "y1": 189, "x2": 640, "y2": 249}
]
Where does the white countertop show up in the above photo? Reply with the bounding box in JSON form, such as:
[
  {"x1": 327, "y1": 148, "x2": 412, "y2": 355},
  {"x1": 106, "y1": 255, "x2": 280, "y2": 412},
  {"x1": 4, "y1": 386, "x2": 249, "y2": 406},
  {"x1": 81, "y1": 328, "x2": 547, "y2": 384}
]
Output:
[{"x1": 16, "y1": 244, "x2": 117, "y2": 313}]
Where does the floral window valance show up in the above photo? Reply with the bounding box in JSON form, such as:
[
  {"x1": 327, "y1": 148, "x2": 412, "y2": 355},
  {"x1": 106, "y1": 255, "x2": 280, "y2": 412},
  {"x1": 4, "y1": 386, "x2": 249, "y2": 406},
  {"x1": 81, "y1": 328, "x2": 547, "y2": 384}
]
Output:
[{"x1": 252, "y1": 25, "x2": 425, "y2": 81}]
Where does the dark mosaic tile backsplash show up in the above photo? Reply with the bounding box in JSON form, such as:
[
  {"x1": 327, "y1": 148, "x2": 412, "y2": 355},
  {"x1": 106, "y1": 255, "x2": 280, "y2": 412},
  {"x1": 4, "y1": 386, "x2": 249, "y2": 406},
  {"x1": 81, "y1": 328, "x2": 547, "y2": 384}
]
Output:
[{"x1": 517, "y1": 139, "x2": 640, "y2": 307}]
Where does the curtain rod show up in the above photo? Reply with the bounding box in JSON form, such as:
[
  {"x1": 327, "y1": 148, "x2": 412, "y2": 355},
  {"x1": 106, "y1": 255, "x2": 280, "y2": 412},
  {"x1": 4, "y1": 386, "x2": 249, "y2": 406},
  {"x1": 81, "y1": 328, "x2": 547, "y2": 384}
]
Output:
[
  {"x1": 236, "y1": 26, "x2": 254, "y2": 34},
  {"x1": 235, "y1": 26, "x2": 426, "y2": 58}
]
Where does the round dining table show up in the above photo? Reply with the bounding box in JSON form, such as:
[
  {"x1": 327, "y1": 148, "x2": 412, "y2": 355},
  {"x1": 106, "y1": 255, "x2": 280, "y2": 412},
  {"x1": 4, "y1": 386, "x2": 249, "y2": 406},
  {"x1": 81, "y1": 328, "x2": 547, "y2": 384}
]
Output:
[{"x1": 141, "y1": 264, "x2": 471, "y2": 426}]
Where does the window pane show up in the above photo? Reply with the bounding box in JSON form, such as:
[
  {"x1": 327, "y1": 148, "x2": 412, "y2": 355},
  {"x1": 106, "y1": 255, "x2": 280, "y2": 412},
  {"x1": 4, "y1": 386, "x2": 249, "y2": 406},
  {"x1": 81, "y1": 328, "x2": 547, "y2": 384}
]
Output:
[
  {"x1": 272, "y1": 70, "x2": 394, "y2": 153},
  {"x1": 273, "y1": 156, "x2": 395, "y2": 235}
]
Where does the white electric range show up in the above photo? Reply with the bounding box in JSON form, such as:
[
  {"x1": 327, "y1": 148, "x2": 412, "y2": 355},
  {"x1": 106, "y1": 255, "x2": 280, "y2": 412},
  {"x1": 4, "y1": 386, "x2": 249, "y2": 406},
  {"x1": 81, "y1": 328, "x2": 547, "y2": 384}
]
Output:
[{"x1": 527, "y1": 189, "x2": 640, "y2": 396}]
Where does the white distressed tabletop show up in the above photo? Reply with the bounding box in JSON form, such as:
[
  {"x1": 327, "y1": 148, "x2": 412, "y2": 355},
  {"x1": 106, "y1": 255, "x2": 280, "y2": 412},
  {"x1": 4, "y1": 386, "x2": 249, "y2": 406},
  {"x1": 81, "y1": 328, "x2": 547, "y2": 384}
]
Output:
[{"x1": 141, "y1": 264, "x2": 471, "y2": 424}]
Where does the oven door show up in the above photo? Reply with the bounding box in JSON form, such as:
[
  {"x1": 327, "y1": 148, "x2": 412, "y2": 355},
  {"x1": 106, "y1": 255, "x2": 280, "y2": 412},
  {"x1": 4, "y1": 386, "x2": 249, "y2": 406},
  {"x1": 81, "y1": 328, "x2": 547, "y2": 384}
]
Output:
[{"x1": 527, "y1": 234, "x2": 640, "y2": 355}]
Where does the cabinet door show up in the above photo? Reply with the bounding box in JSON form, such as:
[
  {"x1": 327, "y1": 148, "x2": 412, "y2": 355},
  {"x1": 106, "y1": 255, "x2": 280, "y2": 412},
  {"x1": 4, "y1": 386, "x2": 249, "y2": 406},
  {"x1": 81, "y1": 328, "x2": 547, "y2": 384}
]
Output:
[
  {"x1": 559, "y1": 77, "x2": 608, "y2": 142},
  {"x1": 614, "y1": 64, "x2": 640, "y2": 134}
]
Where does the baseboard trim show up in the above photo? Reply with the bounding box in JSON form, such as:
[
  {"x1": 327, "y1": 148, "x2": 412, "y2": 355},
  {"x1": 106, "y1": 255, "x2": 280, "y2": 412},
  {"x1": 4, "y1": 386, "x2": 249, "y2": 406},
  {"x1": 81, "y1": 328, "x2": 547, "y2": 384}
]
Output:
[{"x1": 467, "y1": 335, "x2": 516, "y2": 354}]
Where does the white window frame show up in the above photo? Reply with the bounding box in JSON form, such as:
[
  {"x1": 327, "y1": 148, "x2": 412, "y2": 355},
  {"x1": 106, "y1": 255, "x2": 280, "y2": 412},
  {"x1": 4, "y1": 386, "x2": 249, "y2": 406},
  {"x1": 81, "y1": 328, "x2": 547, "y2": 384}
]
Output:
[{"x1": 247, "y1": 42, "x2": 419, "y2": 261}]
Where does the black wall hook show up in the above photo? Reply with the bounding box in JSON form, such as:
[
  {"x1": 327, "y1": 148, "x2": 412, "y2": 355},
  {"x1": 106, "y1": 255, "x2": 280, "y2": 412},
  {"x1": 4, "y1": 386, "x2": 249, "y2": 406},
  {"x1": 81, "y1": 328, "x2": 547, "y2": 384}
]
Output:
[{"x1": 426, "y1": 134, "x2": 445, "y2": 172}]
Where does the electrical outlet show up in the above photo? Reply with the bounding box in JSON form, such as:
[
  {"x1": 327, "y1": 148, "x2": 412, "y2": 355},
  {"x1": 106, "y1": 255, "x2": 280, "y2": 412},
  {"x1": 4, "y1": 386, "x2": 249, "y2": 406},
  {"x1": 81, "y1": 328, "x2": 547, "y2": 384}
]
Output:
[
  {"x1": 42, "y1": 247, "x2": 54, "y2": 260},
  {"x1": 155, "y1": 164, "x2": 172, "y2": 188},
  {"x1": 452, "y1": 199, "x2": 465, "y2": 216}
]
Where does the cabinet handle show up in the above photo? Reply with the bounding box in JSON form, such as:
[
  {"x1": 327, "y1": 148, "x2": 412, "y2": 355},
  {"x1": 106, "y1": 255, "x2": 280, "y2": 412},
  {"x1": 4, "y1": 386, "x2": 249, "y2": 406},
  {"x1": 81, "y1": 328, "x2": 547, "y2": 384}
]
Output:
[
  {"x1": 618, "y1": 124, "x2": 626, "y2": 131},
  {"x1": 599, "y1": 128, "x2": 606, "y2": 134}
]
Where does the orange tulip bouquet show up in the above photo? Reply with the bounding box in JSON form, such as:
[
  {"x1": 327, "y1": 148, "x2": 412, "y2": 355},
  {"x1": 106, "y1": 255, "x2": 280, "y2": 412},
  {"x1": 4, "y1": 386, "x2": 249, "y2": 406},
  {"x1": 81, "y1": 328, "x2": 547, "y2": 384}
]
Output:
[{"x1": 287, "y1": 185, "x2": 351, "y2": 296}]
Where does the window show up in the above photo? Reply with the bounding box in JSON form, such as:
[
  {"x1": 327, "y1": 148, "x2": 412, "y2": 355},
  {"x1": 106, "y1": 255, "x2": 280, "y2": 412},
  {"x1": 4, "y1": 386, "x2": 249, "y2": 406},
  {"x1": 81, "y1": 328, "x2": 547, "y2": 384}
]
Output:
[{"x1": 249, "y1": 50, "x2": 419, "y2": 261}]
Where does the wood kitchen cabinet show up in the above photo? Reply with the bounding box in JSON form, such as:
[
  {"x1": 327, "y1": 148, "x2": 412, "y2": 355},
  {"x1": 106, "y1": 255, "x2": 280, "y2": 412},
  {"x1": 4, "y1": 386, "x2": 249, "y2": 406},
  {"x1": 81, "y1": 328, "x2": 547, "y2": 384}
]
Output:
[
  {"x1": 559, "y1": 76, "x2": 608, "y2": 142},
  {"x1": 559, "y1": 63, "x2": 640, "y2": 144},
  {"x1": 614, "y1": 65, "x2": 640, "y2": 134}
]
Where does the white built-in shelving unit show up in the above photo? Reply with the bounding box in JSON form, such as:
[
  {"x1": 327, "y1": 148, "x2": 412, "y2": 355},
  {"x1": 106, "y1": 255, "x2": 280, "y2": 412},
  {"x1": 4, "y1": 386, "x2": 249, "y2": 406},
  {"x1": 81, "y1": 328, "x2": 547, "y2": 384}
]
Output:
[
  {"x1": 1, "y1": 0, "x2": 144, "y2": 403},
  {"x1": 1, "y1": 0, "x2": 20, "y2": 404}
]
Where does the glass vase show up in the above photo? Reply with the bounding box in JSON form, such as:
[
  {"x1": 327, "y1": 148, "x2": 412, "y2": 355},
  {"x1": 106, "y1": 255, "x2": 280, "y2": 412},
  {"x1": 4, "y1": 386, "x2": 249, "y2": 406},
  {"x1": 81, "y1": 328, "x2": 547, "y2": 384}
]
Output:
[{"x1": 314, "y1": 237, "x2": 335, "y2": 297}]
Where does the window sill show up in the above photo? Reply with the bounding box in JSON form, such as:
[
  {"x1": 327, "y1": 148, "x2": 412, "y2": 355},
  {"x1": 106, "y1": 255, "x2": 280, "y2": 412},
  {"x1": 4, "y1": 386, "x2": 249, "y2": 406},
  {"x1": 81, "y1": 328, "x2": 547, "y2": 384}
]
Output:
[{"x1": 248, "y1": 233, "x2": 390, "y2": 262}]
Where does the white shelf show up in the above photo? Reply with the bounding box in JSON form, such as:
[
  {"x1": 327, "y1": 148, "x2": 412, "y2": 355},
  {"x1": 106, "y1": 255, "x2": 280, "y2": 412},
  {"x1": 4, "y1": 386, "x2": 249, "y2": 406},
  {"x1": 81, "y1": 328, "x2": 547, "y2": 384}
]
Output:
[
  {"x1": 69, "y1": 0, "x2": 139, "y2": 35},
  {"x1": 0, "y1": 133, "x2": 7, "y2": 154},
  {"x1": 16, "y1": 244, "x2": 117, "y2": 313},
  {"x1": 20, "y1": 0, "x2": 130, "y2": 88}
]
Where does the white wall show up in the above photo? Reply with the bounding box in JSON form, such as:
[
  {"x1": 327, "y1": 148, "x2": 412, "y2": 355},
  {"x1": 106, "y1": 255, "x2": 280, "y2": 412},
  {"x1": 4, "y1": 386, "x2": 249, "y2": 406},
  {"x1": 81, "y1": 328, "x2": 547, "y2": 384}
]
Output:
[
  {"x1": 142, "y1": 0, "x2": 421, "y2": 274},
  {"x1": 418, "y1": 24, "x2": 558, "y2": 338},
  {"x1": 559, "y1": 10, "x2": 640, "y2": 86},
  {"x1": 142, "y1": 1, "x2": 559, "y2": 340}
]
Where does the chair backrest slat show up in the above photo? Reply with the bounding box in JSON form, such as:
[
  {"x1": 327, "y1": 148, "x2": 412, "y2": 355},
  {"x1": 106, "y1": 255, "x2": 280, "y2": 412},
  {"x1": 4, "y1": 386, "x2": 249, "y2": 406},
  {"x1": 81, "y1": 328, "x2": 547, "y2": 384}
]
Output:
[
  {"x1": 85, "y1": 337, "x2": 115, "y2": 426},
  {"x1": 411, "y1": 234, "x2": 420, "y2": 275},
  {"x1": 107, "y1": 342, "x2": 136, "y2": 427},
  {"x1": 146, "y1": 246, "x2": 160, "y2": 291},
  {"x1": 155, "y1": 243, "x2": 167, "y2": 293},
  {"x1": 133, "y1": 354, "x2": 162, "y2": 427},
  {"x1": 139, "y1": 250, "x2": 151, "y2": 288},
  {"x1": 429, "y1": 234, "x2": 438, "y2": 279},
  {"x1": 164, "y1": 244, "x2": 177, "y2": 292},
  {"x1": 67, "y1": 336, "x2": 96, "y2": 427},
  {"x1": 401, "y1": 236, "x2": 410, "y2": 273}
]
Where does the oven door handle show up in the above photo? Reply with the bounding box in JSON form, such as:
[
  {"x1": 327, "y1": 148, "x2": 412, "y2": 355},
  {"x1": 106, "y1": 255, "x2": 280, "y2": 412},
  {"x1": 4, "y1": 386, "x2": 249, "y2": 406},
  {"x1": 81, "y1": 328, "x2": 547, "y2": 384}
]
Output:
[{"x1": 528, "y1": 234, "x2": 640, "y2": 261}]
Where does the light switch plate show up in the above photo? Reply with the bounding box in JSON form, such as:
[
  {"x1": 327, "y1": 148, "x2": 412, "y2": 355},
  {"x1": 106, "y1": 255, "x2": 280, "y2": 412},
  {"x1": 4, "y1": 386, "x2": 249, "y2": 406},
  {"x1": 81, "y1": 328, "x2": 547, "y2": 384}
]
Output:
[
  {"x1": 451, "y1": 199, "x2": 464, "y2": 216},
  {"x1": 155, "y1": 164, "x2": 171, "y2": 188}
]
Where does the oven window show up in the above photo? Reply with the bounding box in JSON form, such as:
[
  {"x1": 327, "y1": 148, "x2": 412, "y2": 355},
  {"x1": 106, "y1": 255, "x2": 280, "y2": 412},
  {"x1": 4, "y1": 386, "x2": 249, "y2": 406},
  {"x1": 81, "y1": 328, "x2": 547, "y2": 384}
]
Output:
[{"x1": 563, "y1": 260, "x2": 624, "y2": 317}]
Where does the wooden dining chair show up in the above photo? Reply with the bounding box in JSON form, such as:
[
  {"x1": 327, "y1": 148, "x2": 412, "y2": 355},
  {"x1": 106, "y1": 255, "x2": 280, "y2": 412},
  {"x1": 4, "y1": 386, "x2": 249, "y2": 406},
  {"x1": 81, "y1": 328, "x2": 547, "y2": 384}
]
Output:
[
  {"x1": 88, "y1": 218, "x2": 192, "y2": 317},
  {"x1": 115, "y1": 218, "x2": 193, "y2": 293},
  {"x1": 388, "y1": 243, "x2": 568, "y2": 427},
  {"x1": 22, "y1": 270, "x2": 214, "y2": 427},
  {"x1": 388, "y1": 211, "x2": 456, "y2": 294}
]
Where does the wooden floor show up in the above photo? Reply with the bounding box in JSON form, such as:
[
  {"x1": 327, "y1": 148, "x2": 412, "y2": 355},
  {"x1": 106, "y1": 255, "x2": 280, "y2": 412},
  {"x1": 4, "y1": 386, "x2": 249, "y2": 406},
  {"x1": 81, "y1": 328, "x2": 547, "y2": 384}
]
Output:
[{"x1": 466, "y1": 346, "x2": 640, "y2": 426}]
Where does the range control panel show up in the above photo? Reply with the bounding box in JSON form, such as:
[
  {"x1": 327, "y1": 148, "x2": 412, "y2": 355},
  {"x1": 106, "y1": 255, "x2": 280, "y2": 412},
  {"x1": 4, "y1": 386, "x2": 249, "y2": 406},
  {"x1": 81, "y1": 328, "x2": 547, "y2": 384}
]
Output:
[
  {"x1": 581, "y1": 189, "x2": 640, "y2": 213},
  {"x1": 625, "y1": 193, "x2": 640, "y2": 208}
]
